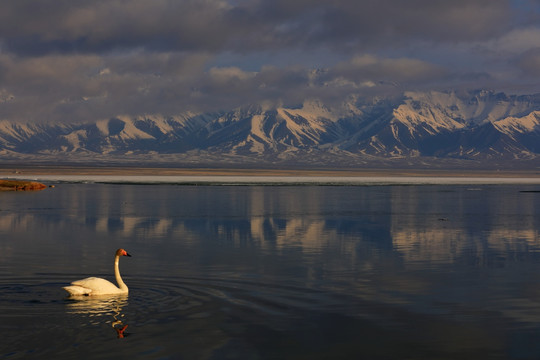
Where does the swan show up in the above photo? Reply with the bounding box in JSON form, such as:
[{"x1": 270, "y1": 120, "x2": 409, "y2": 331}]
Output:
[{"x1": 63, "y1": 248, "x2": 131, "y2": 296}]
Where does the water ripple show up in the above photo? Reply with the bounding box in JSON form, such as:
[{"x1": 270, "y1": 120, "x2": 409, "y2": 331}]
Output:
[{"x1": 126, "y1": 275, "x2": 332, "y2": 322}]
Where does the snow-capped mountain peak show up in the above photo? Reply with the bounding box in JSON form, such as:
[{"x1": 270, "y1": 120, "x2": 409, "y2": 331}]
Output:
[{"x1": 1, "y1": 90, "x2": 540, "y2": 166}]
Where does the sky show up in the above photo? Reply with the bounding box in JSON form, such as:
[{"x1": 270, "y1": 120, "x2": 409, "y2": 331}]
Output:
[{"x1": 1, "y1": 0, "x2": 540, "y2": 123}]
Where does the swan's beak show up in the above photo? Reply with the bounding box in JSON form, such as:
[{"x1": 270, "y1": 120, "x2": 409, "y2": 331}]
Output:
[{"x1": 125, "y1": 252, "x2": 132, "y2": 257}]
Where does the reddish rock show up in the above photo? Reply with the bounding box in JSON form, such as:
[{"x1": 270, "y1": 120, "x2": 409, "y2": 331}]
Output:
[{"x1": 0, "y1": 180, "x2": 47, "y2": 191}]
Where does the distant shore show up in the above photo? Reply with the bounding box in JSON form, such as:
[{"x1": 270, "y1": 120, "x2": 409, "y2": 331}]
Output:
[{"x1": 1, "y1": 165, "x2": 539, "y2": 178}]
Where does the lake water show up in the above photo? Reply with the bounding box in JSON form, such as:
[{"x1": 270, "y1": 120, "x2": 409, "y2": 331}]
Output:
[{"x1": 2, "y1": 178, "x2": 540, "y2": 359}]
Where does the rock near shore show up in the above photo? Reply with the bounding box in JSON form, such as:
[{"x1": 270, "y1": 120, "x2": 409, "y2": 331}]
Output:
[{"x1": 0, "y1": 180, "x2": 47, "y2": 191}]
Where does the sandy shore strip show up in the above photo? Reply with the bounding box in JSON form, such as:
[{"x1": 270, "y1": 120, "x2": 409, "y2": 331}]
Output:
[
  {"x1": 2, "y1": 166, "x2": 540, "y2": 186},
  {"x1": 1, "y1": 165, "x2": 540, "y2": 178}
]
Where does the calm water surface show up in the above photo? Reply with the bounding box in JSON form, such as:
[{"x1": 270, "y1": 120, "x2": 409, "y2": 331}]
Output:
[{"x1": 2, "y1": 182, "x2": 540, "y2": 359}]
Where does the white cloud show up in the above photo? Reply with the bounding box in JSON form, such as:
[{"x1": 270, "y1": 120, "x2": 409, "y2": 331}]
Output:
[
  {"x1": 208, "y1": 66, "x2": 256, "y2": 82},
  {"x1": 483, "y1": 27, "x2": 540, "y2": 54}
]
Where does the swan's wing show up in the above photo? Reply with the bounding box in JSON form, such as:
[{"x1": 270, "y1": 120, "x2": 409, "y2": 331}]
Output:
[
  {"x1": 71, "y1": 276, "x2": 103, "y2": 287},
  {"x1": 63, "y1": 285, "x2": 92, "y2": 295},
  {"x1": 69, "y1": 277, "x2": 121, "y2": 295}
]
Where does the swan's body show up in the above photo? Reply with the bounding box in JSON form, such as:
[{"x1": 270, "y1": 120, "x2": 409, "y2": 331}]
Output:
[{"x1": 63, "y1": 249, "x2": 131, "y2": 296}]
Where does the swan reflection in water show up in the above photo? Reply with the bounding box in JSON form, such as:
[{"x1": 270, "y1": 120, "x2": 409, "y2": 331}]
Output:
[{"x1": 65, "y1": 294, "x2": 130, "y2": 338}]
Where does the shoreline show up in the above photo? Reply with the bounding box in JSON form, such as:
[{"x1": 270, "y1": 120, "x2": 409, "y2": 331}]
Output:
[{"x1": 1, "y1": 165, "x2": 539, "y2": 178}]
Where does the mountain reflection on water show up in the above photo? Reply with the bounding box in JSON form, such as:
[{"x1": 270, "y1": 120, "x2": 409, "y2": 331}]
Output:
[
  {"x1": 2, "y1": 182, "x2": 540, "y2": 359},
  {"x1": 2, "y1": 184, "x2": 538, "y2": 267}
]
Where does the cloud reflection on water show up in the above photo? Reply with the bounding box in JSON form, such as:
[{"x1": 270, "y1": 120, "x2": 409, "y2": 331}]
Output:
[{"x1": 1, "y1": 184, "x2": 540, "y2": 268}]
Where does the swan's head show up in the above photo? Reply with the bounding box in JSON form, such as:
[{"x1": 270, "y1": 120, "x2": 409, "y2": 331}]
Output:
[{"x1": 116, "y1": 248, "x2": 132, "y2": 257}]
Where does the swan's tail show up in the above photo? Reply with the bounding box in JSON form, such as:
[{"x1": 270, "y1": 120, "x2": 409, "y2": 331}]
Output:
[{"x1": 63, "y1": 285, "x2": 92, "y2": 296}]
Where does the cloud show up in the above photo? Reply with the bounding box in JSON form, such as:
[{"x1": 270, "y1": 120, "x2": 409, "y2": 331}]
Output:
[
  {"x1": 0, "y1": 0, "x2": 238, "y2": 55},
  {"x1": 0, "y1": 50, "x2": 451, "y2": 123},
  {"x1": 517, "y1": 47, "x2": 540, "y2": 76},
  {"x1": 0, "y1": 0, "x2": 516, "y2": 56},
  {"x1": 0, "y1": 1, "x2": 538, "y2": 123},
  {"x1": 208, "y1": 66, "x2": 256, "y2": 83},
  {"x1": 481, "y1": 27, "x2": 540, "y2": 55},
  {"x1": 329, "y1": 55, "x2": 447, "y2": 85},
  {"x1": 0, "y1": 51, "x2": 210, "y2": 122}
]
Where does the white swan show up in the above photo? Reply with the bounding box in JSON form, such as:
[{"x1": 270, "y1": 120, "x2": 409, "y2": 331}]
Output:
[{"x1": 63, "y1": 248, "x2": 131, "y2": 296}]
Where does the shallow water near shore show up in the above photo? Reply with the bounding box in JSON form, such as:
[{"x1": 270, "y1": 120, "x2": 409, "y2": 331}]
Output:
[{"x1": 2, "y1": 181, "x2": 540, "y2": 359}]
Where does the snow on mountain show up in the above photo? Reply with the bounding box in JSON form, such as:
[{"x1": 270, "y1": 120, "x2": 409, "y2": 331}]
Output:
[
  {"x1": 402, "y1": 90, "x2": 540, "y2": 124},
  {"x1": 0, "y1": 121, "x2": 37, "y2": 145},
  {"x1": 339, "y1": 90, "x2": 540, "y2": 159},
  {"x1": 1, "y1": 90, "x2": 540, "y2": 166},
  {"x1": 393, "y1": 94, "x2": 466, "y2": 133},
  {"x1": 50, "y1": 113, "x2": 214, "y2": 154},
  {"x1": 493, "y1": 111, "x2": 540, "y2": 136},
  {"x1": 200, "y1": 101, "x2": 348, "y2": 157}
]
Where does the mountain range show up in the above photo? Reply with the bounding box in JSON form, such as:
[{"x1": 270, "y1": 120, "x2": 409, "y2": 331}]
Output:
[{"x1": 1, "y1": 90, "x2": 540, "y2": 169}]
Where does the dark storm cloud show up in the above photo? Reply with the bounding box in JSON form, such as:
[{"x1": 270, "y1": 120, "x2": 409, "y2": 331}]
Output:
[
  {"x1": 0, "y1": 0, "x2": 538, "y2": 123},
  {"x1": 0, "y1": 0, "x2": 239, "y2": 55},
  {"x1": 251, "y1": 0, "x2": 513, "y2": 49},
  {"x1": 517, "y1": 47, "x2": 540, "y2": 76},
  {"x1": 0, "y1": 0, "x2": 515, "y2": 56}
]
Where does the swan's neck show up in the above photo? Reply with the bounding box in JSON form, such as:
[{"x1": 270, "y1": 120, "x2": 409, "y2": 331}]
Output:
[{"x1": 114, "y1": 256, "x2": 128, "y2": 291}]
